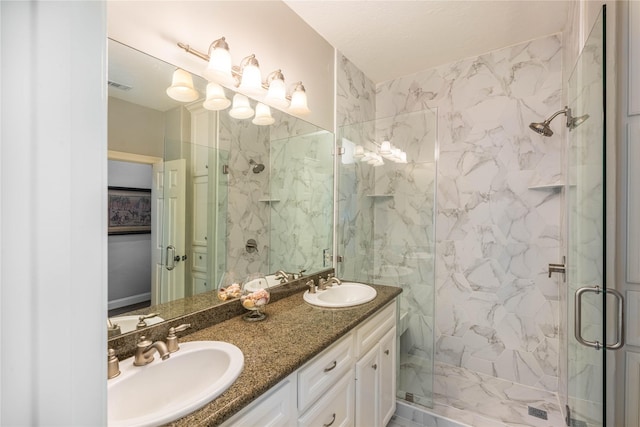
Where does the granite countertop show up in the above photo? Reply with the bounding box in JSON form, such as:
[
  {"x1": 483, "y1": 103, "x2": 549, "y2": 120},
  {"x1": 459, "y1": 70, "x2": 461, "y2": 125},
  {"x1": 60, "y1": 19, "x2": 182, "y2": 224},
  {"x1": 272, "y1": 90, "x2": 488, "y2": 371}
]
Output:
[{"x1": 166, "y1": 283, "x2": 401, "y2": 426}]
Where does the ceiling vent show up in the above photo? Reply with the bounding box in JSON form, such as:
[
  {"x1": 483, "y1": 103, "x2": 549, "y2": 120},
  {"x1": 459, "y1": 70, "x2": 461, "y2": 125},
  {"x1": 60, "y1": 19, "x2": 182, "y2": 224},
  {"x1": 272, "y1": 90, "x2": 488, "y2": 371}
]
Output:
[{"x1": 108, "y1": 80, "x2": 133, "y2": 91}]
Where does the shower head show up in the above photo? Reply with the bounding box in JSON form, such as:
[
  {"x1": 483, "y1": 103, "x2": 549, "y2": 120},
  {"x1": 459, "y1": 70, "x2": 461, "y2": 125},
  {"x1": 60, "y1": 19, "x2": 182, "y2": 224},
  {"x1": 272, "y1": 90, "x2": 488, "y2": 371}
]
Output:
[
  {"x1": 529, "y1": 106, "x2": 589, "y2": 137},
  {"x1": 249, "y1": 159, "x2": 265, "y2": 174},
  {"x1": 529, "y1": 120, "x2": 554, "y2": 137}
]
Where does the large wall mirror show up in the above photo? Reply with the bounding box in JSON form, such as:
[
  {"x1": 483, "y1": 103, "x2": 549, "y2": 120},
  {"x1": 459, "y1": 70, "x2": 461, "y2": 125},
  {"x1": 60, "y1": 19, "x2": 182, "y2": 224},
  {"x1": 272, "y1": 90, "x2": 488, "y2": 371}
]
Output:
[{"x1": 107, "y1": 39, "x2": 334, "y2": 338}]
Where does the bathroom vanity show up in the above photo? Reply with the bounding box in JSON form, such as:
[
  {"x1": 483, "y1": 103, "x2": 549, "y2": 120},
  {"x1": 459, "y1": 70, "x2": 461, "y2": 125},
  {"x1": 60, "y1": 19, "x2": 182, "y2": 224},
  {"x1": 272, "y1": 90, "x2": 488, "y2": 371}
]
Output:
[{"x1": 160, "y1": 283, "x2": 401, "y2": 426}]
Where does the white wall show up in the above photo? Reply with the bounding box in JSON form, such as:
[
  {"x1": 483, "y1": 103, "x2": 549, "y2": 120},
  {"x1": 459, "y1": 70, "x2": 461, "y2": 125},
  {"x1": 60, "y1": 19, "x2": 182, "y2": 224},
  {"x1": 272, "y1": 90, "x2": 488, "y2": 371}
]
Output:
[
  {"x1": 107, "y1": 1, "x2": 335, "y2": 131},
  {"x1": 0, "y1": 1, "x2": 107, "y2": 424}
]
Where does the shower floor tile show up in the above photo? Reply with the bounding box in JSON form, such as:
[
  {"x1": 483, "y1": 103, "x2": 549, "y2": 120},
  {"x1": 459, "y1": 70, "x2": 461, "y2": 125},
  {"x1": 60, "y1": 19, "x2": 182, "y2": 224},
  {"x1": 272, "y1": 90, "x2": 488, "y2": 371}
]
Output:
[
  {"x1": 395, "y1": 361, "x2": 564, "y2": 427},
  {"x1": 429, "y1": 362, "x2": 564, "y2": 427}
]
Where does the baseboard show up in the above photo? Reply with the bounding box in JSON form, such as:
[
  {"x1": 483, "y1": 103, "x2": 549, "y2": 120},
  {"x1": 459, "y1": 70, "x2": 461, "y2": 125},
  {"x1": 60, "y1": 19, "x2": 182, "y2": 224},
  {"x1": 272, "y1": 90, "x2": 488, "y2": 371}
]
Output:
[{"x1": 108, "y1": 292, "x2": 151, "y2": 310}]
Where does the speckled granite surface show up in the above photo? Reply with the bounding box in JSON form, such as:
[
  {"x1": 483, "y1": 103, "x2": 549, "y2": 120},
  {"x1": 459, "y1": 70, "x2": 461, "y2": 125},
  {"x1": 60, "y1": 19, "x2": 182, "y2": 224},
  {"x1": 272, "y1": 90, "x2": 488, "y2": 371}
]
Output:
[
  {"x1": 161, "y1": 283, "x2": 402, "y2": 426},
  {"x1": 109, "y1": 270, "x2": 333, "y2": 360}
]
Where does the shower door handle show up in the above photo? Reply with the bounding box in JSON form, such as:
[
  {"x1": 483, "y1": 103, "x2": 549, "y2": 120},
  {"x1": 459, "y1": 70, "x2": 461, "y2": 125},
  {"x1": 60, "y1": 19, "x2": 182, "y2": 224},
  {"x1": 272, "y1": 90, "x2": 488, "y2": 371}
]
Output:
[
  {"x1": 166, "y1": 245, "x2": 176, "y2": 271},
  {"x1": 575, "y1": 285, "x2": 625, "y2": 350}
]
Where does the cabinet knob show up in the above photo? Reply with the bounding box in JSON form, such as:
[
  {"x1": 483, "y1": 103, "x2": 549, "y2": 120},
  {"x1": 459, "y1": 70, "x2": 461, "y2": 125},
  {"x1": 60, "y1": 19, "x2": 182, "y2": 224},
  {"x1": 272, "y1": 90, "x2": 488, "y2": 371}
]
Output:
[
  {"x1": 323, "y1": 413, "x2": 336, "y2": 427},
  {"x1": 199, "y1": 255, "x2": 202, "y2": 260},
  {"x1": 204, "y1": 282, "x2": 207, "y2": 287},
  {"x1": 372, "y1": 363, "x2": 378, "y2": 370},
  {"x1": 384, "y1": 349, "x2": 390, "y2": 355}
]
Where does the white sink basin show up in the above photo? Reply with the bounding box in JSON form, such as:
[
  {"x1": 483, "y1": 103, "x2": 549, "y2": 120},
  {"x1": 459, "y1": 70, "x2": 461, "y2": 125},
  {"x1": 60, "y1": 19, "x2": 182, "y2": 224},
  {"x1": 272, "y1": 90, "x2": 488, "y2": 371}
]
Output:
[
  {"x1": 109, "y1": 315, "x2": 164, "y2": 334},
  {"x1": 303, "y1": 282, "x2": 377, "y2": 308},
  {"x1": 108, "y1": 341, "x2": 244, "y2": 427}
]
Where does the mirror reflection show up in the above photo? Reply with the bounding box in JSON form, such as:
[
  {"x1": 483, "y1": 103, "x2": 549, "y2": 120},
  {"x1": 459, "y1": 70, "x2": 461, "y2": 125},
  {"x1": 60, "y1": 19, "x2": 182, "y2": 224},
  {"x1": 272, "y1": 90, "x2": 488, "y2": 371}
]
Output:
[{"x1": 107, "y1": 39, "x2": 334, "y2": 338}]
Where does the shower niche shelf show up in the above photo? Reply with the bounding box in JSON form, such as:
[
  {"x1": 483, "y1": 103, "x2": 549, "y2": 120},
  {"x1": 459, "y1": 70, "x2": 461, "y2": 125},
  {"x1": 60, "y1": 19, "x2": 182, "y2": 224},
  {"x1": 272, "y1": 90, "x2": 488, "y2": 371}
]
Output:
[
  {"x1": 528, "y1": 182, "x2": 565, "y2": 190},
  {"x1": 366, "y1": 194, "x2": 394, "y2": 198},
  {"x1": 258, "y1": 198, "x2": 280, "y2": 203}
]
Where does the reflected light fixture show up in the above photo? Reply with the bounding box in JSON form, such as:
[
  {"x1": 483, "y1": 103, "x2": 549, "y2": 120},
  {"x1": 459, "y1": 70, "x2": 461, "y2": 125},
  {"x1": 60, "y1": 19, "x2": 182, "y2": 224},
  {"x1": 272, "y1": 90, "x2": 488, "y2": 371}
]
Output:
[
  {"x1": 229, "y1": 93, "x2": 255, "y2": 119},
  {"x1": 252, "y1": 103, "x2": 275, "y2": 126},
  {"x1": 203, "y1": 82, "x2": 231, "y2": 111},
  {"x1": 166, "y1": 68, "x2": 199, "y2": 102}
]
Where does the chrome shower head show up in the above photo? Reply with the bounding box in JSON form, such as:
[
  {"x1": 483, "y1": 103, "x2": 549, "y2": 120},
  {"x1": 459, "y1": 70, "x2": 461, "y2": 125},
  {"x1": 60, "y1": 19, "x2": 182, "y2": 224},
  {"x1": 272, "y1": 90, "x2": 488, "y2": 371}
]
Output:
[
  {"x1": 249, "y1": 159, "x2": 265, "y2": 173},
  {"x1": 529, "y1": 121, "x2": 554, "y2": 137},
  {"x1": 529, "y1": 106, "x2": 573, "y2": 138}
]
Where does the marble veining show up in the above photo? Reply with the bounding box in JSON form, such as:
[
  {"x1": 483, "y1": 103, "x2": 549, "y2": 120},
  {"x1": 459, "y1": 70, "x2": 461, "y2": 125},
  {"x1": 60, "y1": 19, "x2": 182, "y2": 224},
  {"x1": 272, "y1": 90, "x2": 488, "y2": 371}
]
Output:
[{"x1": 374, "y1": 34, "x2": 563, "y2": 391}]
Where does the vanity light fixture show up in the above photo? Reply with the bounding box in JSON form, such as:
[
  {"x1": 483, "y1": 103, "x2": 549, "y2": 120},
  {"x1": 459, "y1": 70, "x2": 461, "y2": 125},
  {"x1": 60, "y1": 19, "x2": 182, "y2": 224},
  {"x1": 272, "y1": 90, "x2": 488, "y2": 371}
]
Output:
[
  {"x1": 238, "y1": 54, "x2": 263, "y2": 97},
  {"x1": 203, "y1": 37, "x2": 234, "y2": 86},
  {"x1": 288, "y1": 82, "x2": 310, "y2": 115},
  {"x1": 177, "y1": 38, "x2": 310, "y2": 115},
  {"x1": 166, "y1": 68, "x2": 200, "y2": 103}
]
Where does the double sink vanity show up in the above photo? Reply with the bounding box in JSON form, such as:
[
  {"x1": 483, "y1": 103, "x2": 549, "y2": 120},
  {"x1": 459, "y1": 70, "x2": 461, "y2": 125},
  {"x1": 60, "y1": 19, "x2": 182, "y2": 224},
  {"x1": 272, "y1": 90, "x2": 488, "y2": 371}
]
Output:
[{"x1": 108, "y1": 270, "x2": 401, "y2": 427}]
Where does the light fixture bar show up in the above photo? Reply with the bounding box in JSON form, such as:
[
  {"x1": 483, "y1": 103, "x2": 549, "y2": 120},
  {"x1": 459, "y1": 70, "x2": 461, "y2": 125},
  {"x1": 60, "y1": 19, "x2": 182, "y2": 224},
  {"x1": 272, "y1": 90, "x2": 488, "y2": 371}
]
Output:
[{"x1": 177, "y1": 42, "x2": 210, "y2": 62}]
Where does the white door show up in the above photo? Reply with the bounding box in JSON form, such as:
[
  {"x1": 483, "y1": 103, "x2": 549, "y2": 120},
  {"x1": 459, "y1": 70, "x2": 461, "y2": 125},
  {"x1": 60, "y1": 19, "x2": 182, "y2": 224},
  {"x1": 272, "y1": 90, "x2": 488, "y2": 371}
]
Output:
[
  {"x1": 151, "y1": 161, "x2": 164, "y2": 306},
  {"x1": 151, "y1": 159, "x2": 186, "y2": 304}
]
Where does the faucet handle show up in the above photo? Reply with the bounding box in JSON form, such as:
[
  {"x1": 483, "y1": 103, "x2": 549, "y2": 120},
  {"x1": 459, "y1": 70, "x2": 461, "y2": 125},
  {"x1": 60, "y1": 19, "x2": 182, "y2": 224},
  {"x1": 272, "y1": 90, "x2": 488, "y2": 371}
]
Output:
[
  {"x1": 136, "y1": 313, "x2": 159, "y2": 329},
  {"x1": 107, "y1": 348, "x2": 120, "y2": 379},
  {"x1": 166, "y1": 324, "x2": 191, "y2": 353},
  {"x1": 306, "y1": 279, "x2": 316, "y2": 294}
]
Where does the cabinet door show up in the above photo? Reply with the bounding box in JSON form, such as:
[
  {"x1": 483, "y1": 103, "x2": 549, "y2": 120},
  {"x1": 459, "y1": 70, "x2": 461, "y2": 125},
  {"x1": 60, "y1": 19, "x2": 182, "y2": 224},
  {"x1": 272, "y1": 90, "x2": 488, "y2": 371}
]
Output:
[
  {"x1": 379, "y1": 327, "x2": 396, "y2": 426},
  {"x1": 355, "y1": 343, "x2": 379, "y2": 427}
]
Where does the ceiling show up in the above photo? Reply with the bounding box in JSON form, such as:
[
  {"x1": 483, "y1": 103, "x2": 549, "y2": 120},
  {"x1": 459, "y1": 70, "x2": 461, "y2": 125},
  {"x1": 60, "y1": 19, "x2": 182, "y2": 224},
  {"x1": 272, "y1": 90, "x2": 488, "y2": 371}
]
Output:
[{"x1": 283, "y1": 0, "x2": 572, "y2": 84}]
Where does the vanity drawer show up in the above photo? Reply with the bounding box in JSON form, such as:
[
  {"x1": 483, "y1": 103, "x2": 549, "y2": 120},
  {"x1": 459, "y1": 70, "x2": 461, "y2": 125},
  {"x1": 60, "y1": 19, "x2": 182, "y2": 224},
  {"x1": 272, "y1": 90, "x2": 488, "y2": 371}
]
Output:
[
  {"x1": 297, "y1": 370, "x2": 355, "y2": 427},
  {"x1": 355, "y1": 302, "x2": 396, "y2": 358},
  {"x1": 297, "y1": 333, "x2": 354, "y2": 412},
  {"x1": 223, "y1": 374, "x2": 296, "y2": 427}
]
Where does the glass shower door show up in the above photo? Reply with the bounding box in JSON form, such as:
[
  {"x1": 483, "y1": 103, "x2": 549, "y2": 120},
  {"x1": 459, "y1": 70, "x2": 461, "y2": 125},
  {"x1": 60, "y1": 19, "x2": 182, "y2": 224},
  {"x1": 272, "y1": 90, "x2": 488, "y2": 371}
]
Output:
[
  {"x1": 566, "y1": 6, "x2": 621, "y2": 426},
  {"x1": 336, "y1": 109, "x2": 437, "y2": 409}
]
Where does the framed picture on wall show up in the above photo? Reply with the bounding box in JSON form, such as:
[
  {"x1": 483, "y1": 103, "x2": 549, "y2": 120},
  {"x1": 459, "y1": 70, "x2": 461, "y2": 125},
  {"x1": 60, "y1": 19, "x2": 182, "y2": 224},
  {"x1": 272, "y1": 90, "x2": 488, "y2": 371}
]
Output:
[{"x1": 107, "y1": 187, "x2": 152, "y2": 235}]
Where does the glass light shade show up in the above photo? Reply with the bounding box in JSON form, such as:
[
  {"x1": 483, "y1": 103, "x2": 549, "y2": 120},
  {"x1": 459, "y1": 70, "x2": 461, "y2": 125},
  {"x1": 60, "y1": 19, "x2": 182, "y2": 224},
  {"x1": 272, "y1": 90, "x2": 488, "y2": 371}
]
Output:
[
  {"x1": 228, "y1": 94, "x2": 254, "y2": 119},
  {"x1": 238, "y1": 63, "x2": 263, "y2": 96},
  {"x1": 265, "y1": 78, "x2": 289, "y2": 109},
  {"x1": 379, "y1": 140, "x2": 392, "y2": 155},
  {"x1": 203, "y1": 82, "x2": 231, "y2": 111},
  {"x1": 166, "y1": 69, "x2": 199, "y2": 103},
  {"x1": 391, "y1": 147, "x2": 403, "y2": 162},
  {"x1": 252, "y1": 103, "x2": 275, "y2": 126},
  {"x1": 398, "y1": 151, "x2": 408, "y2": 163},
  {"x1": 289, "y1": 87, "x2": 310, "y2": 115},
  {"x1": 353, "y1": 145, "x2": 365, "y2": 158},
  {"x1": 204, "y1": 47, "x2": 234, "y2": 85}
]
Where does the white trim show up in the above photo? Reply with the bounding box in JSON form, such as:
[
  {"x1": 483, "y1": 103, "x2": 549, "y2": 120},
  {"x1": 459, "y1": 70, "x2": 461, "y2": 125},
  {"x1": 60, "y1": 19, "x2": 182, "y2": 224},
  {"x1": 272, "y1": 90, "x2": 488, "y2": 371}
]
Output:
[
  {"x1": 108, "y1": 292, "x2": 151, "y2": 311},
  {"x1": 626, "y1": 123, "x2": 640, "y2": 283},
  {"x1": 108, "y1": 150, "x2": 162, "y2": 165},
  {"x1": 629, "y1": 1, "x2": 640, "y2": 115}
]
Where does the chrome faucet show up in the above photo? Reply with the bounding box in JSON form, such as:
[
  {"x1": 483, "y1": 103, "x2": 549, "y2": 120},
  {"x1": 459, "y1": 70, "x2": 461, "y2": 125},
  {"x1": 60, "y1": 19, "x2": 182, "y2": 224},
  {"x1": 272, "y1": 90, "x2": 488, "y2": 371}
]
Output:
[{"x1": 133, "y1": 336, "x2": 171, "y2": 366}]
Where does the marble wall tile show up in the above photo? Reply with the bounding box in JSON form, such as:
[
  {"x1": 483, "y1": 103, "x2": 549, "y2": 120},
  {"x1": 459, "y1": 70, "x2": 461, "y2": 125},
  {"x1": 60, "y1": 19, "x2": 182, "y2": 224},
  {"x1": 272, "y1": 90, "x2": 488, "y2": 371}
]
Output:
[
  {"x1": 219, "y1": 115, "x2": 270, "y2": 279},
  {"x1": 336, "y1": 52, "x2": 377, "y2": 282},
  {"x1": 377, "y1": 34, "x2": 563, "y2": 391}
]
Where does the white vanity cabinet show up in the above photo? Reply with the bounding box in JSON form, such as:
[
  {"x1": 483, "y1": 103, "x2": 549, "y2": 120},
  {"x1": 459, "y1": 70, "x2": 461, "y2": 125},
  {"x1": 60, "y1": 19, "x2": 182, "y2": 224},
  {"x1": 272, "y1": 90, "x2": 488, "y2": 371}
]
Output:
[
  {"x1": 354, "y1": 303, "x2": 397, "y2": 427},
  {"x1": 220, "y1": 300, "x2": 397, "y2": 427}
]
